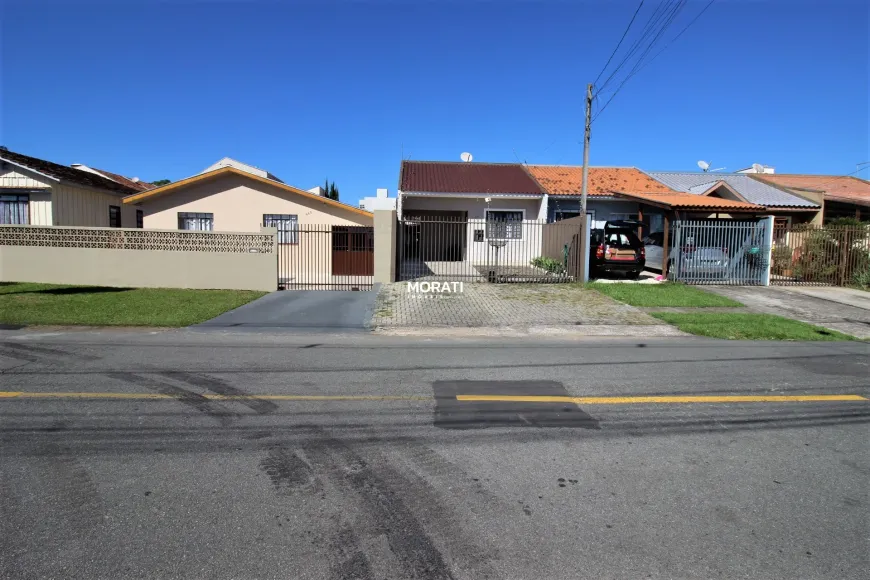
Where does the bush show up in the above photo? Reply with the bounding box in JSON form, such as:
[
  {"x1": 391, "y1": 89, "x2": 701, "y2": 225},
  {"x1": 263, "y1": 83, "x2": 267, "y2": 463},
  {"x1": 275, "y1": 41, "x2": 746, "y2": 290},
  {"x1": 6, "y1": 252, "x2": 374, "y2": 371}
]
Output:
[
  {"x1": 854, "y1": 267, "x2": 870, "y2": 290},
  {"x1": 771, "y1": 244, "x2": 794, "y2": 275},
  {"x1": 531, "y1": 256, "x2": 565, "y2": 275},
  {"x1": 792, "y1": 229, "x2": 839, "y2": 282}
]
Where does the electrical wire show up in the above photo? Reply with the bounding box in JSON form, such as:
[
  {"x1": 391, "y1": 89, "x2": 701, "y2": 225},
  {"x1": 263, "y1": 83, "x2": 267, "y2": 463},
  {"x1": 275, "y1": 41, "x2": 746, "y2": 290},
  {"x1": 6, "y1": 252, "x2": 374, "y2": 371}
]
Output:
[
  {"x1": 592, "y1": 0, "x2": 646, "y2": 88},
  {"x1": 593, "y1": 0, "x2": 688, "y2": 121},
  {"x1": 595, "y1": 0, "x2": 680, "y2": 97},
  {"x1": 593, "y1": 0, "x2": 714, "y2": 123}
]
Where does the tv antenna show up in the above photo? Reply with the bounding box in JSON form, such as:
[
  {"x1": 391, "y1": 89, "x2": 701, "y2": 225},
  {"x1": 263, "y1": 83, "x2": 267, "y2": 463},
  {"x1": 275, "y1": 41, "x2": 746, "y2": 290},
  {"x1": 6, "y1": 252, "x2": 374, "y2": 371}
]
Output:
[{"x1": 460, "y1": 152, "x2": 473, "y2": 163}]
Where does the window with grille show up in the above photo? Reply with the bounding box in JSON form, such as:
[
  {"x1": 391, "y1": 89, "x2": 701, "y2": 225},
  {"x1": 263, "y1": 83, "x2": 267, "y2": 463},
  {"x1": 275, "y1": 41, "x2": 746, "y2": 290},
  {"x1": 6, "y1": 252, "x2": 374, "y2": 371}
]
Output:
[
  {"x1": 263, "y1": 214, "x2": 299, "y2": 244},
  {"x1": 136, "y1": 209, "x2": 144, "y2": 229},
  {"x1": 109, "y1": 205, "x2": 122, "y2": 227},
  {"x1": 0, "y1": 194, "x2": 29, "y2": 225},
  {"x1": 178, "y1": 212, "x2": 214, "y2": 231},
  {"x1": 485, "y1": 210, "x2": 523, "y2": 240}
]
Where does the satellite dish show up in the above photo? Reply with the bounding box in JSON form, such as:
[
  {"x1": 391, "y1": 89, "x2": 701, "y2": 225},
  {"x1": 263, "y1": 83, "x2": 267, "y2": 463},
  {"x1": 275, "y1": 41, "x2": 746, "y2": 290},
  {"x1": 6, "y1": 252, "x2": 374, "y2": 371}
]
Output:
[
  {"x1": 751, "y1": 163, "x2": 764, "y2": 173},
  {"x1": 460, "y1": 152, "x2": 473, "y2": 163},
  {"x1": 697, "y1": 160, "x2": 710, "y2": 172}
]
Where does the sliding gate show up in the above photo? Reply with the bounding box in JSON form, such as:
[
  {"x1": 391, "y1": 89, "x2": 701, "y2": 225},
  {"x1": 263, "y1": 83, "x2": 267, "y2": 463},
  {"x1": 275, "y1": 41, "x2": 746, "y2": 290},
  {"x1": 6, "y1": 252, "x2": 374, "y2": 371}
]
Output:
[
  {"x1": 669, "y1": 218, "x2": 771, "y2": 285},
  {"x1": 277, "y1": 224, "x2": 374, "y2": 290}
]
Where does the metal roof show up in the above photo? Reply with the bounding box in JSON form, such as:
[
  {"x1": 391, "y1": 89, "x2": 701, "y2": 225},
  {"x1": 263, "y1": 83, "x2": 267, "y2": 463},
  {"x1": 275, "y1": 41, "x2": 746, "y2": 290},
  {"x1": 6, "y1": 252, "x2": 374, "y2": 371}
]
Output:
[{"x1": 645, "y1": 172, "x2": 819, "y2": 208}]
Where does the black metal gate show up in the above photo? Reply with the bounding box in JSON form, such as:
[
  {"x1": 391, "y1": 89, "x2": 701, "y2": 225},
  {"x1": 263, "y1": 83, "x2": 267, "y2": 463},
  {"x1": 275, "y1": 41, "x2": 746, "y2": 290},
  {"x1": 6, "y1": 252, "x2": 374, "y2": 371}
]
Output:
[{"x1": 277, "y1": 224, "x2": 374, "y2": 290}]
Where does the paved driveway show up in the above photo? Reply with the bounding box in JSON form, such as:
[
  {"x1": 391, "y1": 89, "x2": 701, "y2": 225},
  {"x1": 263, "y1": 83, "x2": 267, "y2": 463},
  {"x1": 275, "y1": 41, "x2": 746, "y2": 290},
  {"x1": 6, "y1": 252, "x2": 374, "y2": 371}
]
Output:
[
  {"x1": 704, "y1": 285, "x2": 870, "y2": 338},
  {"x1": 192, "y1": 289, "x2": 379, "y2": 332}
]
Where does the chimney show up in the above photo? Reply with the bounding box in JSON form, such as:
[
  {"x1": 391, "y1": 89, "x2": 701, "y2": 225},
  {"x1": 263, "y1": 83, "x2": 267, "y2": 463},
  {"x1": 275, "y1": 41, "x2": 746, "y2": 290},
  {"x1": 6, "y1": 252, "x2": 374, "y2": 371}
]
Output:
[{"x1": 376, "y1": 188, "x2": 388, "y2": 199}]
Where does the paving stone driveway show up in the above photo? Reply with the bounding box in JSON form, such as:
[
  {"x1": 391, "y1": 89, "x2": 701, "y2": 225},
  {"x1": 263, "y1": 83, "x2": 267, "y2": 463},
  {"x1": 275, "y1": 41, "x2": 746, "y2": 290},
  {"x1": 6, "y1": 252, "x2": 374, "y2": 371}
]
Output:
[{"x1": 371, "y1": 282, "x2": 663, "y2": 329}]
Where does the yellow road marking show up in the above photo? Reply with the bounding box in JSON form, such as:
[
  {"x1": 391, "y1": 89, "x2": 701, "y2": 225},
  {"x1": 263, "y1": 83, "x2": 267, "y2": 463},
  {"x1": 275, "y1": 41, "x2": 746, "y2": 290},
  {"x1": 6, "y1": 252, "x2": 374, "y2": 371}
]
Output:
[{"x1": 455, "y1": 394, "x2": 868, "y2": 404}]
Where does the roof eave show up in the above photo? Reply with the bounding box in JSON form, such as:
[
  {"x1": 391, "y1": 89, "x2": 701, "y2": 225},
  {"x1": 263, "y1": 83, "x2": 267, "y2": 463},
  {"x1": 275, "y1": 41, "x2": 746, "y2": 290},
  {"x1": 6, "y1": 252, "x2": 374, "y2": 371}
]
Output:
[
  {"x1": 123, "y1": 166, "x2": 373, "y2": 218},
  {"x1": 0, "y1": 156, "x2": 61, "y2": 183}
]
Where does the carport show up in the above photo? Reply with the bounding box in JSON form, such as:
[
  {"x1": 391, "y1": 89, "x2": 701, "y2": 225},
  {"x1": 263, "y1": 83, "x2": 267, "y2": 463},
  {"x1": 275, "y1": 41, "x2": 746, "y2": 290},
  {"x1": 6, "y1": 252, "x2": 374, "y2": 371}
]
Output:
[{"x1": 611, "y1": 191, "x2": 766, "y2": 279}]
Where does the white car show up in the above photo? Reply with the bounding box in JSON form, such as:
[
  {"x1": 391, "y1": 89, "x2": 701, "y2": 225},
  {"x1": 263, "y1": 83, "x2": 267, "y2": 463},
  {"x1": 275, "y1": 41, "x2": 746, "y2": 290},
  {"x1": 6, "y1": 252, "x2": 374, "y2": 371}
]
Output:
[{"x1": 642, "y1": 232, "x2": 666, "y2": 271}]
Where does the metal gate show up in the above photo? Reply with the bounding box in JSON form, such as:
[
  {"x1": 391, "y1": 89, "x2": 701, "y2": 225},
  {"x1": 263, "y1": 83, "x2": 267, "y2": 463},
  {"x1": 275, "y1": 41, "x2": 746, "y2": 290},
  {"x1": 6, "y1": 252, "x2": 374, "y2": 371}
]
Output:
[
  {"x1": 669, "y1": 218, "x2": 770, "y2": 285},
  {"x1": 397, "y1": 216, "x2": 584, "y2": 283},
  {"x1": 770, "y1": 224, "x2": 870, "y2": 287},
  {"x1": 277, "y1": 224, "x2": 374, "y2": 290}
]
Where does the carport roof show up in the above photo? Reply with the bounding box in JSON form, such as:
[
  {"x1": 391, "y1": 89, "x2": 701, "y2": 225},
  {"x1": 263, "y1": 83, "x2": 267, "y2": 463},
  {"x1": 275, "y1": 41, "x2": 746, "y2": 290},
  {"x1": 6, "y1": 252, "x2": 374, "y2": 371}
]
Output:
[
  {"x1": 399, "y1": 161, "x2": 545, "y2": 195},
  {"x1": 613, "y1": 191, "x2": 765, "y2": 212}
]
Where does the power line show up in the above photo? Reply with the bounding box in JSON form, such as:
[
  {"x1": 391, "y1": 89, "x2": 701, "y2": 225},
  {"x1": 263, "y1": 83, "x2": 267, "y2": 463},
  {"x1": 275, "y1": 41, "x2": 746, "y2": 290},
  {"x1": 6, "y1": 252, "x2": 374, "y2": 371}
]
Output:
[
  {"x1": 593, "y1": 0, "x2": 689, "y2": 122},
  {"x1": 592, "y1": 0, "x2": 646, "y2": 88},
  {"x1": 595, "y1": 0, "x2": 677, "y2": 97},
  {"x1": 593, "y1": 0, "x2": 714, "y2": 123}
]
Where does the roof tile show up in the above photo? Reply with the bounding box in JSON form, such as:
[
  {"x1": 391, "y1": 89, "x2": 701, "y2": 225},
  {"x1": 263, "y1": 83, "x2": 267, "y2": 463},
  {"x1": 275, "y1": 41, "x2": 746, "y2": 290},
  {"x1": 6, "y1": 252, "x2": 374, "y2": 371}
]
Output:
[
  {"x1": 527, "y1": 165, "x2": 676, "y2": 195},
  {"x1": 753, "y1": 174, "x2": 870, "y2": 206},
  {"x1": 400, "y1": 161, "x2": 545, "y2": 195}
]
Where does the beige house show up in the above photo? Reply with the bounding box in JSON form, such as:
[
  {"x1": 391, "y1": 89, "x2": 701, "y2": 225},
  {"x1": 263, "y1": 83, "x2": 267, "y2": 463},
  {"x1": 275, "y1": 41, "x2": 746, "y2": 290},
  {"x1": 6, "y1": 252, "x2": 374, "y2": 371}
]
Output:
[
  {"x1": 0, "y1": 147, "x2": 150, "y2": 227},
  {"x1": 123, "y1": 159, "x2": 374, "y2": 287}
]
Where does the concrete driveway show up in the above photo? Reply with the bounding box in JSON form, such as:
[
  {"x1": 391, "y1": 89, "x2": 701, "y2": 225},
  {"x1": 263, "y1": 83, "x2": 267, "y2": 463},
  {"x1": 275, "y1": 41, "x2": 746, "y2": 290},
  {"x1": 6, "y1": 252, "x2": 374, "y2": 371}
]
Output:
[
  {"x1": 704, "y1": 285, "x2": 870, "y2": 339},
  {"x1": 192, "y1": 289, "x2": 379, "y2": 332}
]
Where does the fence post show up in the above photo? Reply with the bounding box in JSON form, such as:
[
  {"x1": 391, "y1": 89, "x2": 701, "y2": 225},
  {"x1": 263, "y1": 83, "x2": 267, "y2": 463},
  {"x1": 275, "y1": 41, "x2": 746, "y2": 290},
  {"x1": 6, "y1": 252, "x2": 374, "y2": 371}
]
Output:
[
  {"x1": 761, "y1": 216, "x2": 774, "y2": 286},
  {"x1": 373, "y1": 210, "x2": 396, "y2": 284}
]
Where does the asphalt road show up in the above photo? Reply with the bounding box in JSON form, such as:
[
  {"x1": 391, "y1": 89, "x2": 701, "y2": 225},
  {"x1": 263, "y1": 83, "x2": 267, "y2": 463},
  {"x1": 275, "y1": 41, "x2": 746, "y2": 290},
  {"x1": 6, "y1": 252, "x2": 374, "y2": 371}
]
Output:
[{"x1": 1, "y1": 330, "x2": 868, "y2": 580}]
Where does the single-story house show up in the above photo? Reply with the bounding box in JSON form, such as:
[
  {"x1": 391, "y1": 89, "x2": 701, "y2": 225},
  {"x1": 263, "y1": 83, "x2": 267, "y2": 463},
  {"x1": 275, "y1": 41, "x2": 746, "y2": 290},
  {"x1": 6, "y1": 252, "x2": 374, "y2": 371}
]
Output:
[
  {"x1": 398, "y1": 161, "x2": 549, "y2": 269},
  {"x1": 0, "y1": 147, "x2": 150, "y2": 227},
  {"x1": 122, "y1": 157, "x2": 374, "y2": 285},
  {"x1": 749, "y1": 174, "x2": 870, "y2": 223},
  {"x1": 643, "y1": 171, "x2": 822, "y2": 228}
]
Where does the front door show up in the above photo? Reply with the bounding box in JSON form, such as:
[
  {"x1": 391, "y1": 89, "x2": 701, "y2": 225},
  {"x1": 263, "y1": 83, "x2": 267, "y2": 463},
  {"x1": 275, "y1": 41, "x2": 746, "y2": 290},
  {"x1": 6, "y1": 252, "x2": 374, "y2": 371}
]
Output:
[{"x1": 332, "y1": 226, "x2": 374, "y2": 276}]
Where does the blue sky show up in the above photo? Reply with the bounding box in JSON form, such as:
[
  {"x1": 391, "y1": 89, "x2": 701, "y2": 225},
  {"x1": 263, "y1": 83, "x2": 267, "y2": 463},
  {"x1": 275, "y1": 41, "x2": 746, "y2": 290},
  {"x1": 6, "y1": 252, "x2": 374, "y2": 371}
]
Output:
[{"x1": 2, "y1": 0, "x2": 868, "y2": 206}]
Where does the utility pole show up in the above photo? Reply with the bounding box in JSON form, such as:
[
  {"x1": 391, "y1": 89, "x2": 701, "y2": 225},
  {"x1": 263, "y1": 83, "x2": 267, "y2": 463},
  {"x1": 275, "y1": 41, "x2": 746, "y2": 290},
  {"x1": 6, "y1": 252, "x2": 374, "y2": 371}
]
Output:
[{"x1": 578, "y1": 83, "x2": 593, "y2": 282}]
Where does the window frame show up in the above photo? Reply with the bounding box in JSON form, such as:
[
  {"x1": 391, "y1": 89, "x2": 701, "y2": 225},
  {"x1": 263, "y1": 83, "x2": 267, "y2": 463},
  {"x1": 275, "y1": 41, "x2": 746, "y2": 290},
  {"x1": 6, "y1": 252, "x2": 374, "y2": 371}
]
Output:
[
  {"x1": 177, "y1": 212, "x2": 214, "y2": 231},
  {"x1": 484, "y1": 209, "x2": 525, "y2": 240},
  {"x1": 263, "y1": 214, "x2": 299, "y2": 245},
  {"x1": 109, "y1": 205, "x2": 122, "y2": 228},
  {"x1": 0, "y1": 194, "x2": 30, "y2": 225}
]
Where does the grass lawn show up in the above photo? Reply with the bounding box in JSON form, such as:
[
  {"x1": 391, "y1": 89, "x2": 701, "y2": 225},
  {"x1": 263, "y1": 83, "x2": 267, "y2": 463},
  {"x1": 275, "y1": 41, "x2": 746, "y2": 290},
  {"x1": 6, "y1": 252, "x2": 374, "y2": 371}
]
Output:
[
  {"x1": 0, "y1": 283, "x2": 266, "y2": 327},
  {"x1": 587, "y1": 282, "x2": 743, "y2": 308},
  {"x1": 650, "y1": 312, "x2": 855, "y2": 341}
]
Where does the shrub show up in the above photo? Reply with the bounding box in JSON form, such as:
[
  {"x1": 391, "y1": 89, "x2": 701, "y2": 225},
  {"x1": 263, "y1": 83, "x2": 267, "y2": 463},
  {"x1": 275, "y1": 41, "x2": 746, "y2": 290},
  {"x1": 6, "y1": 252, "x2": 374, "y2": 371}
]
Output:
[
  {"x1": 771, "y1": 244, "x2": 794, "y2": 275},
  {"x1": 531, "y1": 256, "x2": 565, "y2": 275},
  {"x1": 854, "y1": 266, "x2": 870, "y2": 290}
]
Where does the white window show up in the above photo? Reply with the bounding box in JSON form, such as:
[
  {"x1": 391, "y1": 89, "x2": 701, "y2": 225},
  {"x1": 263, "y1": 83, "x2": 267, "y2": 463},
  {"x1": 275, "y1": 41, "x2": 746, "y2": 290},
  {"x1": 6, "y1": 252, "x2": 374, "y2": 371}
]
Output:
[
  {"x1": 178, "y1": 212, "x2": 214, "y2": 231},
  {"x1": 485, "y1": 210, "x2": 524, "y2": 240},
  {"x1": 263, "y1": 214, "x2": 299, "y2": 244}
]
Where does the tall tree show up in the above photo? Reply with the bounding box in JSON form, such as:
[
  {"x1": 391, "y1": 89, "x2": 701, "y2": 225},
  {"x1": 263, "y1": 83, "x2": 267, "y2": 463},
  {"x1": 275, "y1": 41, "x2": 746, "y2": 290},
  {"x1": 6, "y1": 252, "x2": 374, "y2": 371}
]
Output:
[{"x1": 323, "y1": 179, "x2": 339, "y2": 201}]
